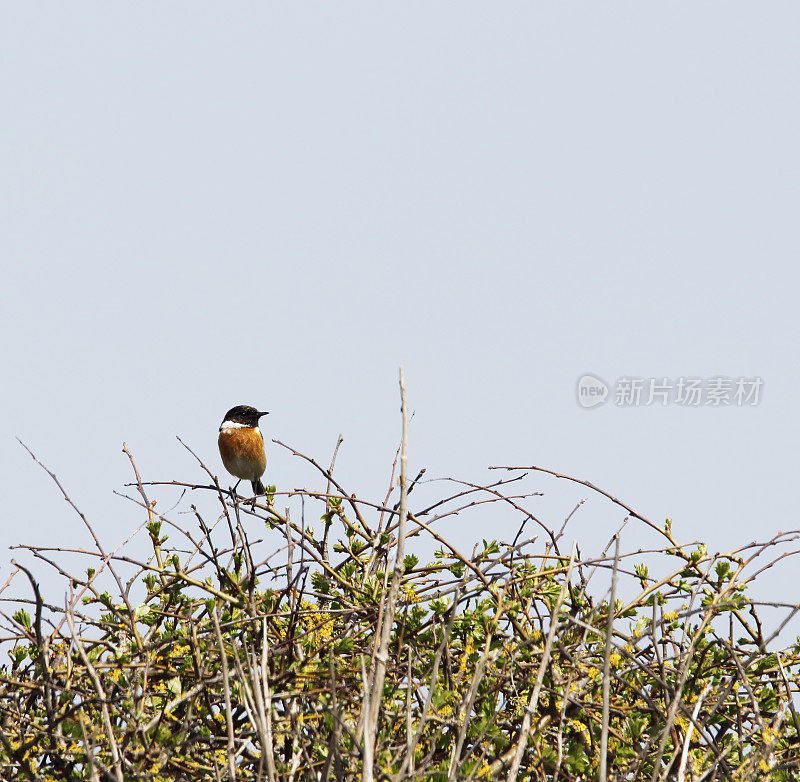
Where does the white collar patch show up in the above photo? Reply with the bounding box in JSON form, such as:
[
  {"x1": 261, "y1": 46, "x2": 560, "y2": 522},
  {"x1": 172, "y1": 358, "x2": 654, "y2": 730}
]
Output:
[
  {"x1": 219, "y1": 422, "x2": 262, "y2": 436},
  {"x1": 220, "y1": 420, "x2": 249, "y2": 431}
]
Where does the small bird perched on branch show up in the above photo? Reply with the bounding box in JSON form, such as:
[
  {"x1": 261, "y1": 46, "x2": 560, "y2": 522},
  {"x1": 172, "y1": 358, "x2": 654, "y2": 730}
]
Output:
[{"x1": 218, "y1": 404, "x2": 268, "y2": 496}]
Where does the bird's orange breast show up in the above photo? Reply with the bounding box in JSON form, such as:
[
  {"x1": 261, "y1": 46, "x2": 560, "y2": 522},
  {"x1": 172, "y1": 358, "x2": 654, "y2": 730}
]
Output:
[{"x1": 218, "y1": 427, "x2": 267, "y2": 482}]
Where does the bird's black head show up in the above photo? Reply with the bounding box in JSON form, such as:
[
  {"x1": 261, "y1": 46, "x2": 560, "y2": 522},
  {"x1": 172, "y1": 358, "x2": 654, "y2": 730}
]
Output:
[{"x1": 220, "y1": 405, "x2": 269, "y2": 428}]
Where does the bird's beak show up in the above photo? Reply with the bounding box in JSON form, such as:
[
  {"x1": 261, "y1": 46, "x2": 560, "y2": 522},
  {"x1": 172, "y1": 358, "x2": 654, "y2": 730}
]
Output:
[{"x1": 258, "y1": 411, "x2": 269, "y2": 418}]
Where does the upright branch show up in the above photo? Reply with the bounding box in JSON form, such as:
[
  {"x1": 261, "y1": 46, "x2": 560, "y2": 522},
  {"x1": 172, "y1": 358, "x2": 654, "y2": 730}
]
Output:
[{"x1": 364, "y1": 368, "x2": 409, "y2": 778}]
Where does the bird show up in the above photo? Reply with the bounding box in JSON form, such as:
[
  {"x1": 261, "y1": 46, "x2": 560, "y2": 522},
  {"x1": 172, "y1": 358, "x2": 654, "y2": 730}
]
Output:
[{"x1": 217, "y1": 404, "x2": 269, "y2": 496}]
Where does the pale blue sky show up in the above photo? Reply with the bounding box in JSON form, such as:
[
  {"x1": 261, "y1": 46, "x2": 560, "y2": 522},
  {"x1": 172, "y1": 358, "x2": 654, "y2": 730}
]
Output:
[{"x1": 2, "y1": 5, "x2": 799, "y2": 624}]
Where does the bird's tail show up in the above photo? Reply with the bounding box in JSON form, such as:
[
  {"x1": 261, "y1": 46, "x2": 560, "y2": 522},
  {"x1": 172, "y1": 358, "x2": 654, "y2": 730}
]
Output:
[{"x1": 252, "y1": 478, "x2": 266, "y2": 495}]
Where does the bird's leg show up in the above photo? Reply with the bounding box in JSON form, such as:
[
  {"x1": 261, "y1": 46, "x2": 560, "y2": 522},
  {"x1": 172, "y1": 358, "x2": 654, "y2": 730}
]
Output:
[{"x1": 231, "y1": 480, "x2": 242, "y2": 500}]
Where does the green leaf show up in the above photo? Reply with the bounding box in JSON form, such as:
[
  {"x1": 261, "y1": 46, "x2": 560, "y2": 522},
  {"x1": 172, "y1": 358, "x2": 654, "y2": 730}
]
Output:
[
  {"x1": 334, "y1": 638, "x2": 354, "y2": 654},
  {"x1": 311, "y1": 571, "x2": 330, "y2": 594},
  {"x1": 147, "y1": 520, "x2": 162, "y2": 538},
  {"x1": 166, "y1": 676, "x2": 182, "y2": 697},
  {"x1": 430, "y1": 598, "x2": 450, "y2": 615},
  {"x1": 13, "y1": 609, "x2": 31, "y2": 631},
  {"x1": 449, "y1": 561, "x2": 465, "y2": 578}
]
